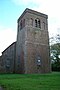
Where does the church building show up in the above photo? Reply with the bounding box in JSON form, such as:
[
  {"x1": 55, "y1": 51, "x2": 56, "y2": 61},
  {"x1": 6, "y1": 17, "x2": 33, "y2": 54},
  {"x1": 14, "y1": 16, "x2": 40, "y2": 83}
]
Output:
[
  {"x1": 0, "y1": 8, "x2": 51, "y2": 74},
  {"x1": 15, "y1": 8, "x2": 51, "y2": 74}
]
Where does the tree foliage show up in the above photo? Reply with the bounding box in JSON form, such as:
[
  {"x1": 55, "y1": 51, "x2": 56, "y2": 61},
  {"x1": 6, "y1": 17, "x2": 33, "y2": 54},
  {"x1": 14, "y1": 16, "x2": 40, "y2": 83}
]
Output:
[{"x1": 50, "y1": 34, "x2": 60, "y2": 71}]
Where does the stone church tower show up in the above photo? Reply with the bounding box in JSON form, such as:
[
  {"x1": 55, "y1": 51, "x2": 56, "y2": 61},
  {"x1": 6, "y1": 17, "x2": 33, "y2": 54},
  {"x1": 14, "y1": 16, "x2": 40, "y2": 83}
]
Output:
[{"x1": 15, "y1": 8, "x2": 51, "y2": 74}]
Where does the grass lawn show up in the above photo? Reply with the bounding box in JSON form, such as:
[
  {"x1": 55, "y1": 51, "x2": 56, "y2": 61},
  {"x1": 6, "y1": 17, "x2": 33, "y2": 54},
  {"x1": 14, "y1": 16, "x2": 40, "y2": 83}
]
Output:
[{"x1": 0, "y1": 72, "x2": 60, "y2": 90}]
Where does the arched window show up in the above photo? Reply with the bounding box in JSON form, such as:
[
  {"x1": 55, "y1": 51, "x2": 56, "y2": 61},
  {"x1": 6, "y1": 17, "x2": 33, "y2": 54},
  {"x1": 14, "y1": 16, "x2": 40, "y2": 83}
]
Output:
[
  {"x1": 35, "y1": 19, "x2": 41, "y2": 28},
  {"x1": 23, "y1": 19, "x2": 25, "y2": 27},
  {"x1": 35, "y1": 19, "x2": 37, "y2": 27},
  {"x1": 38, "y1": 20, "x2": 41, "y2": 28},
  {"x1": 20, "y1": 20, "x2": 22, "y2": 30},
  {"x1": 20, "y1": 19, "x2": 25, "y2": 30},
  {"x1": 37, "y1": 56, "x2": 41, "y2": 66}
]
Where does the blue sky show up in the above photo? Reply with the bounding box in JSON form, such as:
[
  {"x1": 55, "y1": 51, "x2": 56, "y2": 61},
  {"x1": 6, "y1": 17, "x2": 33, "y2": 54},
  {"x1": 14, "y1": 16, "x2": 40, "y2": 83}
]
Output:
[
  {"x1": 0, "y1": 0, "x2": 60, "y2": 55},
  {"x1": 0, "y1": 0, "x2": 23, "y2": 28}
]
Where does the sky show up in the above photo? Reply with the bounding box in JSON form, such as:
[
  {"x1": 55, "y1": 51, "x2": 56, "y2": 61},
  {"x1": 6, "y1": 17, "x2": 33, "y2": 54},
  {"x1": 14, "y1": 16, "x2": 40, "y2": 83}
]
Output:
[{"x1": 0, "y1": 0, "x2": 60, "y2": 55}]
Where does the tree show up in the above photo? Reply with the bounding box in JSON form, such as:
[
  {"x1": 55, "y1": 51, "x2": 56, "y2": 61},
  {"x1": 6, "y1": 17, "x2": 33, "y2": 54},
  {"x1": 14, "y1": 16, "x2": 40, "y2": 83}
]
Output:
[
  {"x1": 50, "y1": 34, "x2": 60, "y2": 71},
  {"x1": 50, "y1": 34, "x2": 60, "y2": 44}
]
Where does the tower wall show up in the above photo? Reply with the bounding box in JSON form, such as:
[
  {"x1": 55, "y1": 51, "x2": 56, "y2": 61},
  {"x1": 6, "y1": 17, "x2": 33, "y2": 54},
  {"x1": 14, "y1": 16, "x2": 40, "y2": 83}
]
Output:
[
  {"x1": 15, "y1": 8, "x2": 51, "y2": 74},
  {"x1": 24, "y1": 27, "x2": 50, "y2": 73}
]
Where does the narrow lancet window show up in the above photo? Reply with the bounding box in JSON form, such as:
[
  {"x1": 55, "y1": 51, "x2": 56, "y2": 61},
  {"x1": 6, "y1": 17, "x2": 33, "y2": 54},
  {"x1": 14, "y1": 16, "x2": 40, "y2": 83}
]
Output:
[
  {"x1": 35, "y1": 19, "x2": 37, "y2": 27},
  {"x1": 20, "y1": 20, "x2": 22, "y2": 30},
  {"x1": 38, "y1": 20, "x2": 41, "y2": 28}
]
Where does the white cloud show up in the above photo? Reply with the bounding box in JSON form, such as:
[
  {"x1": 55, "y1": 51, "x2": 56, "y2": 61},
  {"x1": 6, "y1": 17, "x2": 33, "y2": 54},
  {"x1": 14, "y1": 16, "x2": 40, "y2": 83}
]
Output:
[{"x1": 0, "y1": 25, "x2": 17, "y2": 56}]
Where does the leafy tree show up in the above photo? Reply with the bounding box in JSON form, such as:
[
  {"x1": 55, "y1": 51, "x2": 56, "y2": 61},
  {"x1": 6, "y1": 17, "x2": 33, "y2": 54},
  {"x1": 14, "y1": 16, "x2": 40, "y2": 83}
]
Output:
[{"x1": 50, "y1": 34, "x2": 60, "y2": 71}]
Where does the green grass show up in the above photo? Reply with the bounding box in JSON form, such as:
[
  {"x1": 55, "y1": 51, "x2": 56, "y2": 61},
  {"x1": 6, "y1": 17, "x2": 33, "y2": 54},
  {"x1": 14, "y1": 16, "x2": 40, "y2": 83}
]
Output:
[{"x1": 0, "y1": 72, "x2": 60, "y2": 90}]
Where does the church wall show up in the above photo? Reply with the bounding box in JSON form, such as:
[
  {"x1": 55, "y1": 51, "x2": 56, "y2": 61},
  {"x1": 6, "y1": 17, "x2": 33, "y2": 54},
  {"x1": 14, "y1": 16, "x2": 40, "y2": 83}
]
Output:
[{"x1": 2, "y1": 42, "x2": 16, "y2": 73}]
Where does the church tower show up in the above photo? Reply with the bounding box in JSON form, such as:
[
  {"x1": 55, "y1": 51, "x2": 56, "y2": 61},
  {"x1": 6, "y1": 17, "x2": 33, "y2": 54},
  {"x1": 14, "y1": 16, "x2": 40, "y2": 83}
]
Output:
[{"x1": 15, "y1": 8, "x2": 51, "y2": 74}]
